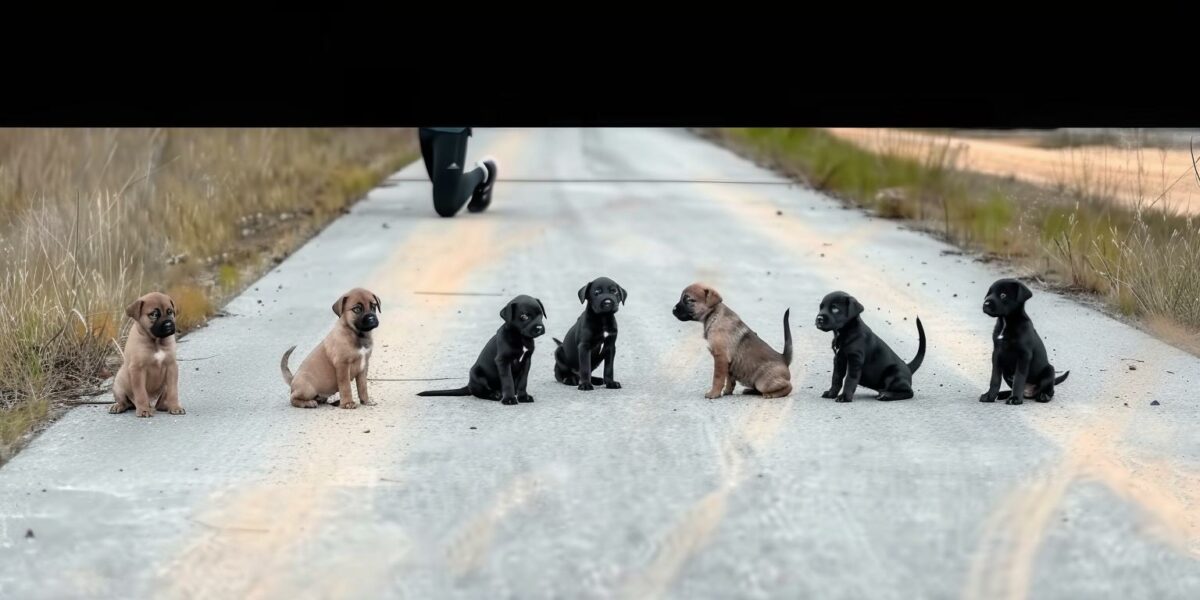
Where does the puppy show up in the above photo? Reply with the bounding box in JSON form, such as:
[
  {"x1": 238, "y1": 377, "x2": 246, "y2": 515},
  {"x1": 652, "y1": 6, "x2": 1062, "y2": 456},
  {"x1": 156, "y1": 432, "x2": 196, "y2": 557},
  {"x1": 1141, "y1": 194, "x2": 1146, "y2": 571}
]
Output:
[
  {"x1": 980, "y1": 278, "x2": 1069, "y2": 405},
  {"x1": 281, "y1": 288, "x2": 381, "y2": 409},
  {"x1": 418, "y1": 295, "x2": 546, "y2": 405},
  {"x1": 814, "y1": 291, "x2": 926, "y2": 402},
  {"x1": 672, "y1": 283, "x2": 793, "y2": 399},
  {"x1": 553, "y1": 276, "x2": 627, "y2": 391},
  {"x1": 110, "y1": 292, "x2": 184, "y2": 417}
]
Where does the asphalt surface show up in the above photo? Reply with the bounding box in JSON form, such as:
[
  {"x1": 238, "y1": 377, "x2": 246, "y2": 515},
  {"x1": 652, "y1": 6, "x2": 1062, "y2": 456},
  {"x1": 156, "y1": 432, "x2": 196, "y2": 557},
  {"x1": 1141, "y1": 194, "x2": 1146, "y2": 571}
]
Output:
[{"x1": 1, "y1": 128, "x2": 1199, "y2": 599}]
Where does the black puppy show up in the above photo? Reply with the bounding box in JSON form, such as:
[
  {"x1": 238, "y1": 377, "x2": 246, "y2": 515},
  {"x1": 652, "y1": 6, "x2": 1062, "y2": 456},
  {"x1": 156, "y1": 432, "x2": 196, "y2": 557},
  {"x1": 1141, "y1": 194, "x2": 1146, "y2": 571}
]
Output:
[
  {"x1": 980, "y1": 278, "x2": 1069, "y2": 405},
  {"x1": 815, "y1": 291, "x2": 926, "y2": 402},
  {"x1": 553, "y1": 277, "x2": 627, "y2": 391},
  {"x1": 417, "y1": 295, "x2": 546, "y2": 406}
]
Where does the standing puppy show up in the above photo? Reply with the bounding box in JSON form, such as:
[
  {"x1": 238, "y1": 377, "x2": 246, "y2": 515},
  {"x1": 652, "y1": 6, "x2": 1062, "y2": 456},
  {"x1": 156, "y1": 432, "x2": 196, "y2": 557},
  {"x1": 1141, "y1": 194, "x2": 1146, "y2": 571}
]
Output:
[
  {"x1": 281, "y1": 288, "x2": 381, "y2": 409},
  {"x1": 814, "y1": 291, "x2": 926, "y2": 402},
  {"x1": 553, "y1": 276, "x2": 627, "y2": 390},
  {"x1": 111, "y1": 292, "x2": 184, "y2": 417},
  {"x1": 980, "y1": 278, "x2": 1069, "y2": 405},
  {"x1": 672, "y1": 283, "x2": 793, "y2": 399},
  {"x1": 418, "y1": 295, "x2": 546, "y2": 405}
]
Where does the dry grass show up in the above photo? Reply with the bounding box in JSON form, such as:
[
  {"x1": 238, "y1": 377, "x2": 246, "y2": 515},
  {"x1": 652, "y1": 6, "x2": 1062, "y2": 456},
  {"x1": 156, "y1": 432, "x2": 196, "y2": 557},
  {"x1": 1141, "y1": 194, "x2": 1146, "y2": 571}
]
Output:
[
  {"x1": 0, "y1": 128, "x2": 417, "y2": 461},
  {"x1": 700, "y1": 128, "x2": 1200, "y2": 352}
]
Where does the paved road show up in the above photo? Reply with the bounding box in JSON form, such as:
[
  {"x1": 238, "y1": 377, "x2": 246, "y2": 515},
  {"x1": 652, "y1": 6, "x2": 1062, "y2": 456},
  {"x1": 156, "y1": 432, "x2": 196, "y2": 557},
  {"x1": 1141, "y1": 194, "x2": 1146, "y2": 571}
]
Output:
[{"x1": 2, "y1": 128, "x2": 1199, "y2": 599}]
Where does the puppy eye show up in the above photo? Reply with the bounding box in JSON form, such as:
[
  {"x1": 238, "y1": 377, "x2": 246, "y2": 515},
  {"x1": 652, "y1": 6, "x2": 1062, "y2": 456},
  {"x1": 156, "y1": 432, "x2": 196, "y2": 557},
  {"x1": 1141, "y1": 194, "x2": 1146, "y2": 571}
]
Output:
[
  {"x1": 520, "y1": 314, "x2": 530, "y2": 321},
  {"x1": 1000, "y1": 293, "x2": 1007, "y2": 299},
  {"x1": 352, "y1": 306, "x2": 363, "y2": 314},
  {"x1": 831, "y1": 307, "x2": 839, "y2": 313},
  {"x1": 594, "y1": 289, "x2": 601, "y2": 295}
]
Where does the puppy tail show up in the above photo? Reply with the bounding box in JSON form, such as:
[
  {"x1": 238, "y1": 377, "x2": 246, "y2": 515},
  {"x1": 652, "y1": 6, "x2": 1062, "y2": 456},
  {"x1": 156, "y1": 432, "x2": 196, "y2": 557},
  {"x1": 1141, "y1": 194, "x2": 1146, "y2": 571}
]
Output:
[
  {"x1": 280, "y1": 345, "x2": 297, "y2": 386},
  {"x1": 781, "y1": 308, "x2": 793, "y2": 365},
  {"x1": 1054, "y1": 371, "x2": 1070, "y2": 385},
  {"x1": 416, "y1": 386, "x2": 472, "y2": 397},
  {"x1": 552, "y1": 337, "x2": 563, "y2": 347},
  {"x1": 907, "y1": 317, "x2": 926, "y2": 373}
]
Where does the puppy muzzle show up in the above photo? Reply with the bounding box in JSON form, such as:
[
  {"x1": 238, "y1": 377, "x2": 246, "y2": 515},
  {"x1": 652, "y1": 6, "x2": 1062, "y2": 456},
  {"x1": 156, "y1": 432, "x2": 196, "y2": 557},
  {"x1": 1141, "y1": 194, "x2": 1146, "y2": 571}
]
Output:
[
  {"x1": 672, "y1": 304, "x2": 690, "y2": 322},
  {"x1": 982, "y1": 300, "x2": 996, "y2": 316},
  {"x1": 529, "y1": 323, "x2": 545, "y2": 337},
  {"x1": 151, "y1": 319, "x2": 175, "y2": 338},
  {"x1": 358, "y1": 314, "x2": 379, "y2": 331},
  {"x1": 814, "y1": 315, "x2": 829, "y2": 331},
  {"x1": 598, "y1": 298, "x2": 617, "y2": 313}
]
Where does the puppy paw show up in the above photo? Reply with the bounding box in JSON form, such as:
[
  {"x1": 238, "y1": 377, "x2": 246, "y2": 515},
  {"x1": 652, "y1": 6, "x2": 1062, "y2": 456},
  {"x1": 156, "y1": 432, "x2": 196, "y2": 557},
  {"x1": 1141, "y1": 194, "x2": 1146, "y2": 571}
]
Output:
[
  {"x1": 169, "y1": 407, "x2": 186, "y2": 415},
  {"x1": 562, "y1": 376, "x2": 579, "y2": 386},
  {"x1": 136, "y1": 408, "x2": 153, "y2": 418},
  {"x1": 578, "y1": 382, "x2": 595, "y2": 391},
  {"x1": 108, "y1": 403, "x2": 127, "y2": 414},
  {"x1": 518, "y1": 394, "x2": 535, "y2": 403},
  {"x1": 821, "y1": 390, "x2": 840, "y2": 399},
  {"x1": 501, "y1": 396, "x2": 519, "y2": 405},
  {"x1": 340, "y1": 401, "x2": 359, "y2": 410},
  {"x1": 294, "y1": 399, "x2": 319, "y2": 409},
  {"x1": 361, "y1": 399, "x2": 377, "y2": 406},
  {"x1": 835, "y1": 395, "x2": 852, "y2": 403},
  {"x1": 1005, "y1": 397, "x2": 1024, "y2": 405},
  {"x1": 605, "y1": 381, "x2": 622, "y2": 389},
  {"x1": 1035, "y1": 393, "x2": 1053, "y2": 403},
  {"x1": 979, "y1": 392, "x2": 997, "y2": 403},
  {"x1": 704, "y1": 390, "x2": 722, "y2": 399}
]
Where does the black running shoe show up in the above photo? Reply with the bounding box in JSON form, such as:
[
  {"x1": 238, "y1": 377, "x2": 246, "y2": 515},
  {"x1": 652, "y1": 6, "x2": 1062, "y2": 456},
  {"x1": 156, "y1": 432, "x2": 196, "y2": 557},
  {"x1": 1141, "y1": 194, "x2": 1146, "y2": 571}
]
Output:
[{"x1": 467, "y1": 157, "x2": 498, "y2": 213}]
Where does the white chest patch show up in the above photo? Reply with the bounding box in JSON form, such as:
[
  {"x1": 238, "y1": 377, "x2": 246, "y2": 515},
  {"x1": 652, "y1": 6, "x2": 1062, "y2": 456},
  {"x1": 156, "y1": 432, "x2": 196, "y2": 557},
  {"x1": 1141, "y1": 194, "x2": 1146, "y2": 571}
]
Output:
[
  {"x1": 153, "y1": 350, "x2": 166, "y2": 366},
  {"x1": 358, "y1": 347, "x2": 371, "y2": 371}
]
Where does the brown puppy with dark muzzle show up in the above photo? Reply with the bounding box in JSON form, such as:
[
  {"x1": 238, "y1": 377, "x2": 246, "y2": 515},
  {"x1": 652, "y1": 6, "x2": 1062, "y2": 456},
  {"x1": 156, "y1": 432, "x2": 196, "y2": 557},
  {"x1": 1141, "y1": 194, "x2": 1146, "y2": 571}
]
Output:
[
  {"x1": 110, "y1": 292, "x2": 184, "y2": 418},
  {"x1": 280, "y1": 287, "x2": 381, "y2": 409},
  {"x1": 672, "y1": 283, "x2": 793, "y2": 399}
]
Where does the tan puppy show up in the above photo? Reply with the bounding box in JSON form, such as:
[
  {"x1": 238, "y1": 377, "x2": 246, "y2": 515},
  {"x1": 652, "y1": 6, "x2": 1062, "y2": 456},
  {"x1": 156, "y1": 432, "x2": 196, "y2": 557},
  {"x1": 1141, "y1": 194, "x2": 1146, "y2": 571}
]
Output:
[
  {"x1": 281, "y1": 288, "x2": 381, "y2": 409},
  {"x1": 672, "y1": 283, "x2": 793, "y2": 399},
  {"x1": 110, "y1": 292, "x2": 184, "y2": 417}
]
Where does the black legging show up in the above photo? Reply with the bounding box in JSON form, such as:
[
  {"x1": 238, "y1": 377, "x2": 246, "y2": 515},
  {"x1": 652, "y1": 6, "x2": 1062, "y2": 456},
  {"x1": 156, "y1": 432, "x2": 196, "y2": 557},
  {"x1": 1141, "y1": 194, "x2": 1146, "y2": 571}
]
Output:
[{"x1": 419, "y1": 128, "x2": 486, "y2": 217}]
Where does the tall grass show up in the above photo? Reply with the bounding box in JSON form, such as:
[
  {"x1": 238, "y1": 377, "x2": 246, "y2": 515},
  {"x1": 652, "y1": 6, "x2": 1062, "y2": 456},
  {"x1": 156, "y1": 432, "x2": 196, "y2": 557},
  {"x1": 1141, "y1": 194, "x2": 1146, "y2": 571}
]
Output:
[
  {"x1": 0, "y1": 128, "x2": 417, "y2": 460},
  {"x1": 701, "y1": 128, "x2": 1200, "y2": 348}
]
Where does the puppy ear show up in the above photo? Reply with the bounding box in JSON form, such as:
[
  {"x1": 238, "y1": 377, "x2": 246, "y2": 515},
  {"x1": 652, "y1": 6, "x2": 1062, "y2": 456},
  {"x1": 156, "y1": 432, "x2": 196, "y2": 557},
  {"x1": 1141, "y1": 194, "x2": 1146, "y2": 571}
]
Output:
[
  {"x1": 169, "y1": 299, "x2": 176, "y2": 313},
  {"x1": 125, "y1": 299, "x2": 143, "y2": 320},
  {"x1": 536, "y1": 298, "x2": 547, "y2": 319},
  {"x1": 332, "y1": 295, "x2": 347, "y2": 316},
  {"x1": 1017, "y1": 281, "x2": 1033, "y2": 302},
  {"x1": 704, "y1": 287, "x2": 723, "y2": 307},
  {"x1": 847, "y1": 297, "x2": 864, "y2": 319},
  {"x1": 578, "y1": 281, "x2": 592, "y2": 304},
  {"x1": 373, "y1": 294, "x2": 382, "y2": 313},
  {"x1": 619, "y1": 285, "x2": 628, "y2": 305},
  {"x1": 500, "y1": 302, "x2": 516, "y2": 323}
]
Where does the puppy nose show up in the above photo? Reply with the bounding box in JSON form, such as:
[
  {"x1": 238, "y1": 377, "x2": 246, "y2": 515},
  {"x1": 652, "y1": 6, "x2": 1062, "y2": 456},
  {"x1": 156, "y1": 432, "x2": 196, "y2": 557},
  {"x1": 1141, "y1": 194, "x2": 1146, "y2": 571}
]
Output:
[
  {"x1": 602, "y1": 298, "x2": 614, "y2": 306},
  {"x1": 362, "y1": 314, "x2": 379, "y2": 327},
  {"x1": 816, "y1": 315, "x2": 826, "y2": 323},
  {"x1": 534, "y1": 324, "x2": 544, "y2": 333}
]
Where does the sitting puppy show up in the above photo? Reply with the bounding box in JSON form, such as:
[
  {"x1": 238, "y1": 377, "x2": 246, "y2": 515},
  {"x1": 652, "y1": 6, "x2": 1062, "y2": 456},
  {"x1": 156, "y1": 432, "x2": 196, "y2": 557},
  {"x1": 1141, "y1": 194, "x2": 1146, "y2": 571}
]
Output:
[
  {"x1": 980, "y1": 278, "x2": 1069, "y2": 405},
  {"x1": 814, "y1": 291, "x2": 926, "y2": 402},
  {"x1": 553, "y1": 276, "x2": 627, "y2": 391},
  {"x1": 672, "y1": 283, "x2": 792, "y2": 399},
  {"x1": 418, "y1": 295, "x2": 546, "y2": 405},
  {"x1": 110, "y1": 292, "x2": 184, "y2": 417},
  {"x1": 281, "y1": 288, "x2": 381, "y2": 409}
]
